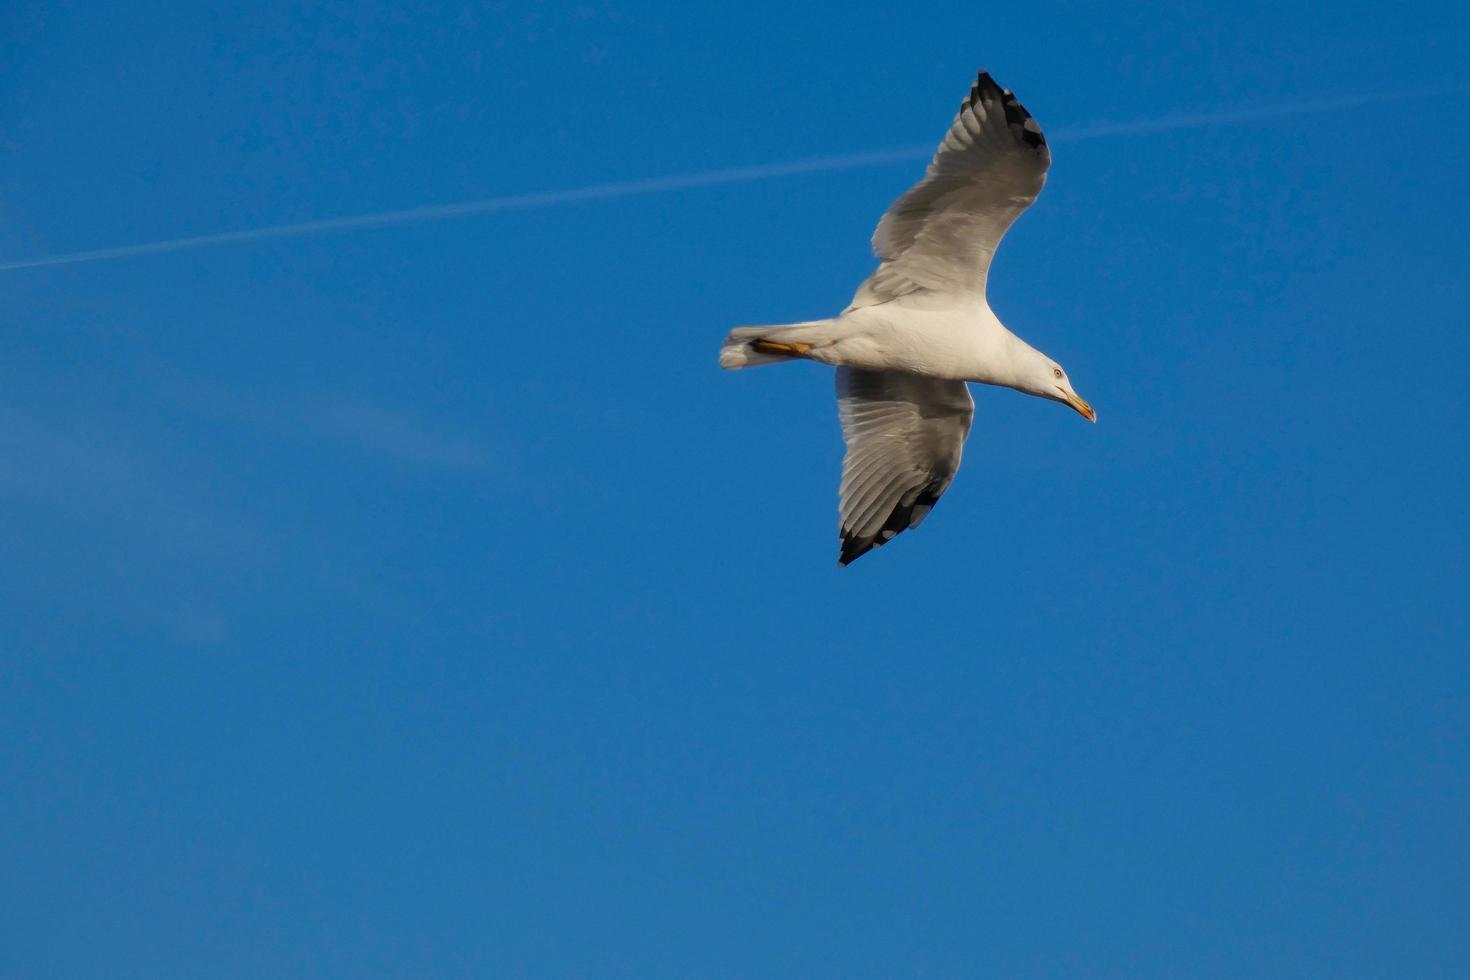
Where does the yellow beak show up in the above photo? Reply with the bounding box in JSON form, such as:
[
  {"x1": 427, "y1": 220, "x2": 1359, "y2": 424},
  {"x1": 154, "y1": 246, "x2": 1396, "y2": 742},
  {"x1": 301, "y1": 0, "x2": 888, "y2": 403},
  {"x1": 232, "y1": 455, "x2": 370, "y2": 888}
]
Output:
[{"x1": 1058, "y1": 388, "x2": 1096, "y2": 422}]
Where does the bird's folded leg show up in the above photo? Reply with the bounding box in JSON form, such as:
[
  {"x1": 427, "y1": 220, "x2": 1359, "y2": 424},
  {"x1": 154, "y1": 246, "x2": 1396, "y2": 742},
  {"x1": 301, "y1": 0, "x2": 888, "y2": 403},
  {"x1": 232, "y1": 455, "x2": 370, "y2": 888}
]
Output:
[{"x1": 750, "y1": 339, "x2": 814, "y2": 356}]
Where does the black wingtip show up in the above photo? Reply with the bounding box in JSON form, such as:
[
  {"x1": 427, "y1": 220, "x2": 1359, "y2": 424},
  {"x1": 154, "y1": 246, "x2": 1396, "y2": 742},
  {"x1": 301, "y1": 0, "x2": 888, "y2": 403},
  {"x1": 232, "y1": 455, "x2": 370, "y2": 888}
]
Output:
[
  {"x1": 966, "y1": 69, "x2": 1047, "y2": 150},
  {"x1": 838, "y1": 483, "x2": 944, "y2": 567},
  {"x1": 837, "y1": 533, "x2": 873, "y2": 567},
  {"x1": 969, "y1": 70, "x2": 1002, "y2": 106},
  {"x1": 837, "y1": 526, "x2": 901, "y2": 567},
  {"x1": 1000, "y1": 90, "x2": 1046, "y2": 149}
]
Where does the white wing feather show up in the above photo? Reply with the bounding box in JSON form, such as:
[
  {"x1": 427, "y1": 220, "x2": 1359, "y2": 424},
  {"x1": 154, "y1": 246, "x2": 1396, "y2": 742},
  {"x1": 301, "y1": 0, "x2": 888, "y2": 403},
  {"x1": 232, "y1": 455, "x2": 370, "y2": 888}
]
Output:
[
  {"x1": 849, "y1": 71, "x2": 1051, "y2": 308},
  {"x1": 836, "y1": 368, "x2": 974, "y2": 565}
]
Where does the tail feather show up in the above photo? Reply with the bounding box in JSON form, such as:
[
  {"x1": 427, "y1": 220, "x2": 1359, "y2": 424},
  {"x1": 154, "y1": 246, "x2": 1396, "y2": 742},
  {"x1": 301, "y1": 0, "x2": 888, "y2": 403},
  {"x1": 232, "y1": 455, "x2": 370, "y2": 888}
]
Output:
[{"x1": 719, "y1": 320, "x2": 835, "y2": 370}]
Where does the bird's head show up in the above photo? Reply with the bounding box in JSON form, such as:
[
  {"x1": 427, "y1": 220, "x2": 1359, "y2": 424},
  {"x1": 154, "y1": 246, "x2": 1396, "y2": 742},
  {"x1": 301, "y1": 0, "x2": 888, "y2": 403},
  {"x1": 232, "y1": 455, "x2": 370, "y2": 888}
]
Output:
[{"x1": 1033, "y1": 360, "x2": 1095, "y2": 422}]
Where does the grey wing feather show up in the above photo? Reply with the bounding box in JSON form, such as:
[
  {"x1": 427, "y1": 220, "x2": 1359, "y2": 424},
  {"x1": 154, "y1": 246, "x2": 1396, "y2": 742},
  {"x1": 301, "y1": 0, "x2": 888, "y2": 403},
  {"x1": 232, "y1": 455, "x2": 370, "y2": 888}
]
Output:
[
  {"x1": 849, "y1": 71, "x2": 1050, "y2": 309},
  {"x1": 836, "y1": 368, "x2": 974, "y2": 566}
]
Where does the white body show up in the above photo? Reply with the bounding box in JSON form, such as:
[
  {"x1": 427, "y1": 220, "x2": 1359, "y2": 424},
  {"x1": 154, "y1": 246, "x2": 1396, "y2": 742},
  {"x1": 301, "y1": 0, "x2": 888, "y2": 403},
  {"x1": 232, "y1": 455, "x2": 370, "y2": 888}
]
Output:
[{"x1": 801, "y1": 297, "x2": 1040, "y2": 387}]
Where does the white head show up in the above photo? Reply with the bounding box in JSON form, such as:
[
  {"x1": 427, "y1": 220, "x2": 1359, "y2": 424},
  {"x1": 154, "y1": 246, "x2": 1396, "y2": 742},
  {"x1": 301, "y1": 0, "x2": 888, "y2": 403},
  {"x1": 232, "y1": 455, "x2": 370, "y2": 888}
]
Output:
[{"x1": 1016, "y1": 347, "x2": 1096, "y2": 422}]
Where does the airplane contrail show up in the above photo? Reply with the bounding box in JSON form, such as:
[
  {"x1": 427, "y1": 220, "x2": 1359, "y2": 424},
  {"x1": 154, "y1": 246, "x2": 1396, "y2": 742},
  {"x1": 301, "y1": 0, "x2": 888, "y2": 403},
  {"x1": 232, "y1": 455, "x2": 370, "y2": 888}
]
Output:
[{"x1": 3, "y1": 82, "x2": 1465, "y2": 273}]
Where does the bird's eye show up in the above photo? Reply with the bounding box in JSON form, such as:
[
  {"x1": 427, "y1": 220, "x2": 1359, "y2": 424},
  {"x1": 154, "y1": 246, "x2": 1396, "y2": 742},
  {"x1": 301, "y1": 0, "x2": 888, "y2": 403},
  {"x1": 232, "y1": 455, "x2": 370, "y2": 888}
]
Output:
[{"x1": 1053, "y1": 367, "x2": 1063, "y2": 379}]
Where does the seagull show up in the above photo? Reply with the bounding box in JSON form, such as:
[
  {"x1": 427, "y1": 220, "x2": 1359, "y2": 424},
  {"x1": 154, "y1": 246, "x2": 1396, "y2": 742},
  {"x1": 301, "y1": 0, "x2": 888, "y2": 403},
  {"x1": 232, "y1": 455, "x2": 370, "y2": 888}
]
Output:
[{"x1": 720, "y1": 70, "x2": 1095, "y2": 566}]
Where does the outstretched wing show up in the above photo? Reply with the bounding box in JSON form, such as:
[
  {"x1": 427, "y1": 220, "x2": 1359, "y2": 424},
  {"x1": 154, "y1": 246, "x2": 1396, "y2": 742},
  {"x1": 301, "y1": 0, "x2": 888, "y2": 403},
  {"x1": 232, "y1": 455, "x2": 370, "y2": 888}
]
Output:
[
  {"x1": 849, "y1": 71, "x2": 1050, "y2": 309},
  {"x1": 836, "y1": 368, "x2": 974, "y2": 566}
]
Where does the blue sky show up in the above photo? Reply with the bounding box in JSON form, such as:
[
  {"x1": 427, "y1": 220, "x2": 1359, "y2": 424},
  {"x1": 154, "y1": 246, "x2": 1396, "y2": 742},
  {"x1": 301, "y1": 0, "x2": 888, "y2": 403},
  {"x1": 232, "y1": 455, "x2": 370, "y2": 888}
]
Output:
[{"x1": 2, "y1": 2, "x2": 1468, "y2": 977}]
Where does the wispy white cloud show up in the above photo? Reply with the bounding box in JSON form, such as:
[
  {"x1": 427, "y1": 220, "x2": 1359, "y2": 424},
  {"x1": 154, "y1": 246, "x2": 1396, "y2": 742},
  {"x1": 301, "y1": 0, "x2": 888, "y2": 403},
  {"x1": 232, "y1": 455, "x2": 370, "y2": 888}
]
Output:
[
  {"x1": 0, "y1": 394, "x2": 470, "y2": 644},
  {"x1": 2, "y1": 82, "x2": 1465, "y2": 273},
  {"x1": 0, "y1": 406, "x2": 135, "y2": 496},
  {"x1": 0, "y1": 404, "x2": 271, "y2": 644},
  {"x1": 301, "y1": 396, "x2": 501, "y2": 474},
  {"x1": 163, "y1": 376, "x2": 505, "y2": 476}
]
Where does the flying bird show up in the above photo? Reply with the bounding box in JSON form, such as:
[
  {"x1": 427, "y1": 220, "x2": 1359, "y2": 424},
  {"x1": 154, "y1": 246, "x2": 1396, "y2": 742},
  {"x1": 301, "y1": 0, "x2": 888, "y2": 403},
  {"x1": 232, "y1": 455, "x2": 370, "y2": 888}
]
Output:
[{"x1": 720, "y1": 70, "x2": 1095, "y2": 566}]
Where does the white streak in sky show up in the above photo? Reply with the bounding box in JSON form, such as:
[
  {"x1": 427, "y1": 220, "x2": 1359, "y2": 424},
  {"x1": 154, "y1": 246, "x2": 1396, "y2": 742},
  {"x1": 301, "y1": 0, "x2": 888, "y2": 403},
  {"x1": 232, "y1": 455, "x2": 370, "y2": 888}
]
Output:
[{"x1": 3, "y1": 83, "x2": 1466, "y2": 273}]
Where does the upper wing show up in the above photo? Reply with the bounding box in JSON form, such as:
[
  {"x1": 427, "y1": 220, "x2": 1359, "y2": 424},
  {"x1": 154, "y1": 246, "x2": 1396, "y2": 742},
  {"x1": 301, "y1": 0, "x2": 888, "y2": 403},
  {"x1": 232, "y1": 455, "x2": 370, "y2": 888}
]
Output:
[
  {"x1": 836, "y1": 367, "x2": 974, "y2": 566},
  {"x1": 848, "y1": 71, "x2": 1051, "y2": 309}
]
